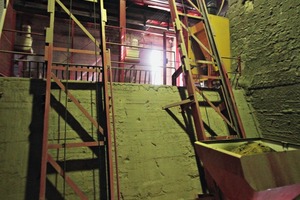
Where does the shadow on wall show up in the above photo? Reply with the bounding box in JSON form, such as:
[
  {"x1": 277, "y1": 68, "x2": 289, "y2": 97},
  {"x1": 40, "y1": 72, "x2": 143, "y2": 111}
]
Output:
[
  {"x1": 26, "y1": 80, "x2": 109, "y2": 200},
  {"x1": 26, "y1": 79, "x2": 45, "y2": 200},
  {"x1": 163, "y1": 87, "x2": 209, "y2": 195}
]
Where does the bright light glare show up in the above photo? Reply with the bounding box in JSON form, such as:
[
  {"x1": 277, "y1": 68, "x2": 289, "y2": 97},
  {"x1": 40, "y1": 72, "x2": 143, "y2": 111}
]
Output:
[{"x1": 150, "y1": 50, "x2": 163, "y2": 85}]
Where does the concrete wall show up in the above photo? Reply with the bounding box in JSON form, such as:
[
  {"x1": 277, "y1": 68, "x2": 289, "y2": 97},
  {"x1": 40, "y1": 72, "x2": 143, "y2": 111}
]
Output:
[
  {"x1": 113, "y1": 83, "x2": 202, "y2": 199},
  {"x1": 0, "y1": 78, "x2": 258, "y2": 199},
  {"x1": 228, "y1": 0, "x2": 300, "y2": 143},
  {"x1": 0, "y1": 78, "x2": 202, "y2": 199}
]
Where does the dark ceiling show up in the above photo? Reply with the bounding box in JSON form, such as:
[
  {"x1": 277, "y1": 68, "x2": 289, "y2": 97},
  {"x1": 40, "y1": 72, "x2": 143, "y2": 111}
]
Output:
[{"x1": 13, "y1": 0, "x2": 228, "y2": 32}]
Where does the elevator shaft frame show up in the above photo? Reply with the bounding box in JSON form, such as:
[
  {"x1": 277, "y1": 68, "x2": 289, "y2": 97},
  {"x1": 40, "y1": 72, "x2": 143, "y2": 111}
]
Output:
[
  {"x1": 165, "y1": 0, "x2": 246, "y2": 141},
  {"x1": 39, "y1": 0, "x2": 115, "y2": 199}
]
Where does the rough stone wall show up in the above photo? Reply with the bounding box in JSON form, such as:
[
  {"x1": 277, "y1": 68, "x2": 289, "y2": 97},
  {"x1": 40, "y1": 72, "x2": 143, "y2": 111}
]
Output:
[
  {"x1": 113, "y1": 83, "x2": 201, "y2": 199},
  {"x1": 0, "y1": 78, "x2": 202, "y2": 199},
  {"x1": 0, "y1": 78, "x2": 258, "y2": 199},
  {"x1": 228, "y1": 0, "x2": 300, "y2": 143}
]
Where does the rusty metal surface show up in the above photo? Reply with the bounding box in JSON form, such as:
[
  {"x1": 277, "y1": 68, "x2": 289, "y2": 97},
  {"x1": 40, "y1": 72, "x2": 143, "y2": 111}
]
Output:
[
  {"x1": 166, "y1": 0, "x2": 246, "y2": 141},
  {"x1": 168, "y1": 0, "x2": 207, "y2": 141},
  {"x1": 39, "y1": 0, "x2": 116, "y2": 199},
  {"x1": 100, "y1": 0, "x2": 115, "y2": 197},
  {"x1": 195, "y1": 139, "x2": 300, "y2": 200},
  {"x1": 119, "y1": 0, "x2": 126, "y2": 82}
]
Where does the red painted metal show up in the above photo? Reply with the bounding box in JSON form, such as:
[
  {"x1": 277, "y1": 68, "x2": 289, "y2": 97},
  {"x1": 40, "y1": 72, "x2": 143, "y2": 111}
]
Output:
[
  {"x1": 0, "y1": 0, "x2": 16, "y2": 76},
  {"x1": 163, "y1": 32, "x2": 167, "y2": 85},
  {"x1": 166, "y1": 0, "x2": 246, "y2": 140},
  {"x1": 39, "y1": 43, "x2": 53, "y2": 200},
  {"x1": 108, "y1": 49, "x2": 121, "y2": 200},
  {"x1": 47, "y1": 154, "x2": 88, "y2": 200},
  {"x1": 253, "y1": 184, "x2": 300, "y2": 200},
  {"x1": 51, "y1": 72, "x2": 104, "y2": 133},
  {"x1": 100, "y1": 0, "x2": 115, "y2": 197},
  {"x1": 119, "y1": 0, "x2": 126, "y2": 82},
  {"x1": 48, "y1": 141, "x2": 104, "y2": 149},
  {"x1": 39, "y1": 0, "x2": 116, "y2": 199},
  {"x1": 3, "y1": 28, "x2": 44, "y2": 36},
  {"x1": 195, "y1": 139, "x2": 300, "y2": 200},
  {"x1": 168, "y1": 0, "x2": 208, "y2": 141},
  {"x1": 106, "y1": 24, "x2": 175, "y2": 37},
  {"x1": 198, "y1": 0, "x2": 246, "y2": 138}
]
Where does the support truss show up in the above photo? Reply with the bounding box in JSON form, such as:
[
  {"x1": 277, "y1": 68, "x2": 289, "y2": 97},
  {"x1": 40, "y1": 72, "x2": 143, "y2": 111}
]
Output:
[
  {"x1": 39, "y1": 0, "x2": 115, "y2": 199},
  {"x1": 165, "y1": 0, "x2": 246, "y2": 140}
]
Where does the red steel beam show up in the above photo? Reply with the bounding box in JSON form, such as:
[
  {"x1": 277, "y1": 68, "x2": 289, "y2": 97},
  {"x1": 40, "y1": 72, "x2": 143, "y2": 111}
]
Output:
[
  {"x1": 39, "y1": 43, "x2": 53, "y2": 200},
  {"x1": 119, "y1": 0, "x2": 126, "y2": 82},
  {"x1": 39, "y1": 0, "x2": 56, "y2": 198},
  {"x1": 47, "y1": 154, "x2": 88, "y2": 200},
  {"x1": 168, "y1": 0, "x2": 207, "y2": 141},
  {"x1": 48, "y1": 141, "x2": 104, "y2": 149},
  {"x1": 100, "y1": 0, "x2": 115, "y2": 198},
  {"x1": 163, "y1": 32, "x2": 167, "y2": 85},
  {"x1": 51, "y1": 72, "x2": 104, "y2": 134},
  {"x1": 108, "y1": 49, "x2": 121, "y2": 199},
  {"x1": 40, "y1": 0, "x2": 114, "y2": 199}
]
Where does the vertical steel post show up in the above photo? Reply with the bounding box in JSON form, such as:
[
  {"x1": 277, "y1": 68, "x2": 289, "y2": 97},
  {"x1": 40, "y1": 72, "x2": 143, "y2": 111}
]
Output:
[
  {"x1": 198, "y1": 0, "x2": 245, "y2": 138},
  {"x1": 39, "y1": 0, "x2": 55, "y2": 199},
  {"x1": 0, "y1": 0, "x2": 9, "y2": 39},
  {"x1": 163, "y1": 32, "x2": 167, "y2": 85},
  {"x1": 119, "y1": 0, "x2": 126, "y2": 82},
  {"x1": 168, "y1": 0, "x2": 207, "y2": 140},
  {"x1": 99, "y1": 0, "x2": 115, "y2": 199}
]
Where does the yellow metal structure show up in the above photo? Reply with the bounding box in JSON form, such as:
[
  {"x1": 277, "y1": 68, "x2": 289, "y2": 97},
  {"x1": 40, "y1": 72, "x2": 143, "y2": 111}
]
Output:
[
  {"x1": 0, "y1": 0, "x2": 10, "y2": 39},
  {"x1": 209, "y1": 14, "x2": 231, "y2": 74},
  {"x1": 188, "y1": 14, "x2": 231, "y2": 83}
]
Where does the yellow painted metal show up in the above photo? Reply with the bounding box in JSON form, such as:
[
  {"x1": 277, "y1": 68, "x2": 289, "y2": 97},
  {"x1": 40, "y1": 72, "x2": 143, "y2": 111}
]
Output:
[
  {"x1": 188, "y1": 14, "x2": 231, "y2": 82},
  {"x1": 0, "y1": 0, "x2": 10, "y2": 39},
  {"x1": 209, "y1": 14, "x2": 231, "y2": 76}
]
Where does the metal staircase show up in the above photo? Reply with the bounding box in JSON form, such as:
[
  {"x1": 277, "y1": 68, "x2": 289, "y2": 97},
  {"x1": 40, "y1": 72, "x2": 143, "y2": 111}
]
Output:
[{"x1": 164, "y1": 0, "x2": 246, "y2": 141}]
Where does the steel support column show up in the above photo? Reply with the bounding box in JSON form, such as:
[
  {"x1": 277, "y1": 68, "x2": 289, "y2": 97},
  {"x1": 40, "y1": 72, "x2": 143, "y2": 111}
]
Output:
[
  {"x1": 39, "y1": 0, "x2": 55, "y2": 198},
  {"x1": 165, "y1": 0, "x2": 246, "y2": 140},
  {"x1": 39, "y1": 0, "x2": 115, "y2": 199},
  {"x1": 198, "y1": 0, "x2": 245, "y2": 138},
  {"x1": 119, "y1": 0, "x2": 126, "y2": 82},
  {"x1": 0, "y1": 0, "x2": 10, "y2": 39},
  {"x1": 99, "y1": 0, "x2": 115, "y2": 198},
  {"x1": 163, "y1": 32, "x2": 167, "y2": 85}
]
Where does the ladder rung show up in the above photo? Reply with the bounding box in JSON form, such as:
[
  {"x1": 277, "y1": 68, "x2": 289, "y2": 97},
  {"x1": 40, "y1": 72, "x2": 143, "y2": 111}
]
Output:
[
  {"x1": 195, "y1": 60, "x2": 215, "y2": 65},
  {"x1": 162, "y1": 99, "x2": 194, "y2": 110},
  {"x1": 198, "y1": 75, "x2": 220, "y2": 80},
  {"x1": 206, "y1": 135, "x2": 238, "y2": 140},
  {"x1": 178, "y1": 13, "x2": 204, "y2": 20},
  {"x1": 53, "y1": 47, "x2": 100, "y2": 55},
  {"x1": 172, "y1": 66, "x2": 183, "y2": 77},
  {"x1": 52, "y1": 66, "x2": 101, "y2": 72},
  {"x1": 48, "y1": 141, "x2": 104, "y2": 149}
]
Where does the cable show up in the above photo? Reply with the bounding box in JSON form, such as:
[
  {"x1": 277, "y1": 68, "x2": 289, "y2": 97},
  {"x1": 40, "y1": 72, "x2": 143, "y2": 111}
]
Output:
[
  {"x1": 217, "y1": 0, "x2": 225, "y2": 16},
  {"x1": 91, "y1": 0, "x2": 99, "y2": 199},
  {"x1": 62, "y1": 0, "x2": 73, "y2": 197}
]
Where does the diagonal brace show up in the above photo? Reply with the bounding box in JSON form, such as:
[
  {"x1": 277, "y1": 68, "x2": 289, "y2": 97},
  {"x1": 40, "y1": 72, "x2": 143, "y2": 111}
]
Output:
[
  {"x1": 51, "y1": 72, "x2": 104, "y2": 134},
  {"x1": 195, "y1": 87, "x2": 236, "y2": 132},
  {"x1": 56, "y1": 0, "x2": 100, "y2": 48},
  {"x1": 47, "y1": 154, "x2": 88, "y2": 200}
]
